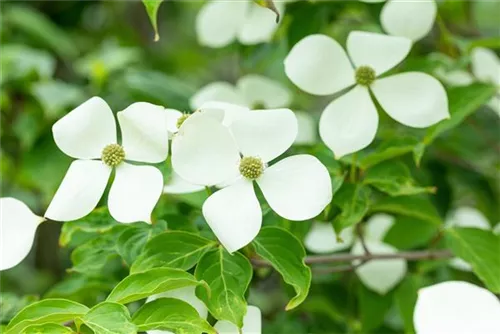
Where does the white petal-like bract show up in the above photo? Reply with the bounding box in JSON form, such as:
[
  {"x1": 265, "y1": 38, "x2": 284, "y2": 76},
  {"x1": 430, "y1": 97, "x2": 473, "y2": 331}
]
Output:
[
  {"x1": 352, "y1": 241, "x2": 407, "y2": 295},
  {"x1": 347, "y1": 31, "x2": 411, "y2": 76},
  {"x1": 1, "y1": 198, "x2": 44, "y2": 271},
  {"x1": 198, "y1": 101, "x2": 250, "y2": 127},
  {"x1": 365, "y1": 213, "x2": 395, "y2": 242},
  {"x1": 372, "y1": 72, "x2": 449, "y2": 128},
  {"x1": 190, "y1": 82, "x2": 246, "y2": 110},
  {"x1": 294, "y1": 111, "x2": 317, "y2": 145},
  {"x1": 117, "y1": 102, "x2": 169, "y2": 163},
  {"x1": 284, "y1": 34, "x2": 355, "y2": 96},
  {"x1": 381, "y1": 0, "x2": 437, "y2": 42},
  {"x1": 45, "y1": 160, "x2": 111, "y2": 221},
  {"x1": 257, "y1": 155, "x2": 332, "y2": 221},
  {"x1": 52, "y1": 96, "x2": 117, "y2": 159},
  {"x1": 237, "y1": 2, "x2": 283, "y2": 45},
  {"x1": 471, "y1": 47, "x2": 500, "y2": 85},
  {"x1": 414, "y1": 281, "x2": 500, "y2": 334},
  {"x1": 108, "y1": 163, "x2": 163, "y2": 224},
  {"x1": 237, "y1": 74, "x2": 291, "y2": 109},
  {"x1": 171, "y1": 113, "x2": 241, "y2": 186},
  {"x1": 304, "y1": 222, "x2": 354, "y2": 254},
  {"x1": 165, "y1": 108, "x2": 183, "y2": 135},
  {"x1": 319, "y1": 86, "x2": 379, "y2": 158},
  {"x1": 214, "y1": 305, "x2": 262, "y2": 334},
  {"x1": 147, "y1": 286, "x2": 208, "y2": 319},
  {"x1": 230, "y1": 108, "x2": 297, "y2": 163},
  {"x1": 163, "y1": 172, "x2": 205, "y2": 195},
  {"x1": 202, "y1": 180, "x2": 262, "y2": 253}
]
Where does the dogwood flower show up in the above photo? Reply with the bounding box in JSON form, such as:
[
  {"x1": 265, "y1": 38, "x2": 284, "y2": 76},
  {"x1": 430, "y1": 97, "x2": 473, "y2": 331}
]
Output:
[
  {"x1": 284, "y1": 31, "x2": 449, "y2": 158},
  {"x1": 45, "y1": 97, "x2": 168, "y2": 223},
  {"x1": 146, "y1": 286, "x2": 208, "y2": 334},
  {"x1": 196, "y1": 0, "x2": 284, "y2": 48},
  {"x1": 214, "y1": 306, "x2": 262, "y2": 334},
  {"x1": 360, "y1": 0, "x2": 437, "y2": 42},
  {"x1": 1, "y1": 198, "x2": 45, "y2": 271},
  {"x1": 445, "y1": 207, "x2": 492, "y2": 271},
  {"x1": 172, "y1": 109, "x2": 332, "y2": 252},
  {"x1": 414, "y1": 281, "x2": 500, "y2": 334},
  {"x1": 472, "y1": 47, "x2": 500, "y2": 115},
  {"x1": 304, "y1": 214, "x2": 407, "y2": 294}
]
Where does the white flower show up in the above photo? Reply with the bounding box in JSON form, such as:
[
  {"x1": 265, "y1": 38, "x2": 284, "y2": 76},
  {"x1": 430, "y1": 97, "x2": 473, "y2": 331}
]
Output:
[
  {"x1": 146, "y1": 286, "x2": 208, "y2": 334},
  {"x1": 172, "y1": 109, "x2": 332, "y2": 252},
  {"x1": 360, "y1": 0, "x2": 437, "y2": 42},
  {"x1": 196, "y1": 0, "x2": 284, "y2": 48},
  {"x1": 45, "y1": 97, "x2": 168, "y2": 223},
  {"x1": 472, "y1": 47, "x2": 500, "y2": 116},
  {"x1": 214, "y1": 305, "x2": 262, "y2": 334},
  {"x1": 445, "y1": 207, "x2": 491, "y2": 271},
  {"x1": 1, "y1": 198, "x2": 45, "y2": 271},
  {"x1": 304, "y1": 214, "x2": 407, "y2": 295},
  {"x1": 414, "y1": 281, "x2": 500, "y2": 334},
  {"x1": 284, "y1": 31, "x2": 449, "y2": 158}
]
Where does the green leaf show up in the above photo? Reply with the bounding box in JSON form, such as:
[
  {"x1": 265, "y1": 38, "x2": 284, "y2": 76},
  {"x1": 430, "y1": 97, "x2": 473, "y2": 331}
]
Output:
[
  {"x1": 358, "y1": 284, "x2": 392, "y2": 332},
  {"x1": 45, "y1": 275, "x2": 115, "y2": 303},
  {"x1": 383, "y1": 216, "x2": 439, "y2": 250},
  {"x1": 0, "y1": 293, "x2": 38, "y2": 324},
  {"x1": 394, "y1": 275, "x2": 424, "y2": 334},
  {"x1": 1, "y1": 44, "x2": 55, "y2": 83},
  {"x1": 363, "y1": 161, "x2": 436, "y2": 196},
  {"x1": 332, "y1": 183, "x2": 371, "y2": 233},
  {"x1": 142, "y1": 0, "x2": 164, "y2": 41},
  {"x1": 6, "y1": 299, "x2": 89, "y2": 334},
  {"x1": 370, "y1": 195, "x2": 442, "y2": 226},
  {"x1": 446, "y1": 227, "x2": 500, "y2": 292},
  {"x1": 194, "y1": 247, "x2": 252, "y2": 328},
  {"x1": 252, "y1": 227, "x2": 311, "y2": 310},
  {"x1": 424, "y1": 83, "x2": 497, "y2": 144},
  {"x1": 116, "y1": 221, "x2": 167, "y2": 267},
  {"x1": 131, "y1": 231, "x2": 216, "y2": 273},
  {"x1": 106, "y1": 268, "x2": 209, "y2": 304},
  {"x1": 132, "y1": 298, "x2": 216, "y2": 334},
  {"x1": 359, "y1": 137, "x2": 420, "y2": 169},
  {"x1": 77, "y1": 302, "x2": 136, "y2": 334},
  {"x1": 22, "y1": 323, "x2": 74, "y2": 334}
]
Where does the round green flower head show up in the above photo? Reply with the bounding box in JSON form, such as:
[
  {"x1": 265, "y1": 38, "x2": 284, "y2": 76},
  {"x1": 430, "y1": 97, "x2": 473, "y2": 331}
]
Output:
[
  {"x1": 176, "y1": 114, "x2": 190, "y2": 129},
  {"x1": 355, "y1": 66, "x2": 376, "y2": 86},
  {"x1": 101, "y1": 144, "x2": 125, "y2": 167},
  {"x1": 239, "y1": 156, "x2": 264, "y2": 180}
]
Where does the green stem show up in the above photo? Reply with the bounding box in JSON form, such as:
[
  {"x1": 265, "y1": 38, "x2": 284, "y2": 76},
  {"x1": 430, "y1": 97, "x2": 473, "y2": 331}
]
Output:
[{"x1": 205, "y1": 186, "x2": 213, "y2": 196}]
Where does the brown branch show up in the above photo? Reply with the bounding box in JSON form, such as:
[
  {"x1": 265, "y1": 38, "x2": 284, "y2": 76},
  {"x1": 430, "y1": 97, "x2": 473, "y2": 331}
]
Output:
[{"x1": 356, "y1": 224, "x2": 370, "y2": 255}]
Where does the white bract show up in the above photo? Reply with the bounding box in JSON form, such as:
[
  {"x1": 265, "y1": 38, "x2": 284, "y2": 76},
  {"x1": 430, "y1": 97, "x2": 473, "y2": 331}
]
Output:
[
  {"x1": 214, "y1": 305, "x2": 262, "y2": 334},
  {"x1": 445, "y1": 207, "x2": 491, "y2": 271},
  {"x1": 304, "y1": 214, "x2": 406, "y2": 295},
  {"x1": 360, "y1": 0, "x2": 437, "y2": 42},
  {"x1": 284, "y1": 31, "x2": 449, "y2": 158},
  {"x1": 172, "y1": 109, "x2": 332, "y2": 252},
  {"x1": 196, "y1": 0, "x2": 284, "y2": 48},
  {"x1": 45, "y1": 97, "x2": 168, "y2": 223},
  {"x1": 414, "y1": 281, "x2": 500, "y2": 334},
  {"x1": 0, "y1": 198, "x2": 45, "y2": 271},
  {"x1": 146, "y1": 286, "x2": 208, "y2": 334}
]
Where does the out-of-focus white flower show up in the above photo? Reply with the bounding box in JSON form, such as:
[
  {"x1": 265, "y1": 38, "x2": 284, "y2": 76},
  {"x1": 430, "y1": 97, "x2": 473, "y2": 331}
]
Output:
[
  {"x1": 214, "y1": 305, "x2": 262, "y2": 334},
  {"x1": 414, "y1": 281, "x2": 500, "y2": 334},
  {"x1": 196, "y1": 1, "x2": 284, "y2": 48},
  {"x1": 285, "y1": 32, "x2": 449, "y2": 158},
  {"x1": 45, "y1": 97, "x2": 167, "y2": 224},
  {"x1": 360, "y1": 0, "x2": 437, "y2": 42},
  {"x1": 304, "y1": 214, "x2": 407, "y2": 295},
  {"x1": 146, "y1": 286, "x2": 208, "y2": 334},
  {"x1": 445, "y1": 207, "x2": 491, "y2": 271},
  {"x1": 471, "y1": 47, "x2": 500, "y2": 115},
  {"x1": 172, "y1": 110, "x2": 332, "y2": 252},
  {"x1": 294, "y1": 111, "x2": 317, "y2": 146},
  {"x1": 1, "y1": 198, "x2": 45, "y2": 271}
]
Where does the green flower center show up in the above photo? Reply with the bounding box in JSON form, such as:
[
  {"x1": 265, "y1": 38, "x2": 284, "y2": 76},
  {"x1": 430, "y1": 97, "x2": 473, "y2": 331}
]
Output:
[
  {"x1": 355, "y1": 66, "x2": 376, "y2": 86},
  {"x1": 176, "y1": 114, "x2": 190, "y2": 129},
  {"x1": 239, "y1": 156, "x2": 264, "y2": 180},
  {"x1": 101, "y1": 144, "x2": 125, "y2": 167}
]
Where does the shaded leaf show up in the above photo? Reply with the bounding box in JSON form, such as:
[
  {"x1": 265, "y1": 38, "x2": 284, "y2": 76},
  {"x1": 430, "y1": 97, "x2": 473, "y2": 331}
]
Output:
[
  {"x1": 370, "y1": 195, "x2": 442, "y2": 226},
  {"x1": 332, "y1": 183, "x2": 371, "y2": 233},
  {"x1": 383, "y1": 216, "x2": 439, "y2": 250},
  {"x1": 359, "y1": 137, "x2": 420, "y2": 169}
]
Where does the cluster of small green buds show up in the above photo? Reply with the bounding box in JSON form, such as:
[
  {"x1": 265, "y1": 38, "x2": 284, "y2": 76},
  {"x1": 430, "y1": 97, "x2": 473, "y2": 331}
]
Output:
[
  {"x1": 239, "y1": 156, "x2": 264, "y2": 180},
  {"x1": 101, "y1": 144, "x2": 125, "y2": 167},
  {"x1": 355, "y1": 65, "x2": 376, "y2": 86}
]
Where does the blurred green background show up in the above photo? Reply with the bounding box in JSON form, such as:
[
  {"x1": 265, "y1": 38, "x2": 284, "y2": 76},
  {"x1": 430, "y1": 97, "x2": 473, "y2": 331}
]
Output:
[{"x1": 1, "y1": 1, "x2": 499, "y2": 333}]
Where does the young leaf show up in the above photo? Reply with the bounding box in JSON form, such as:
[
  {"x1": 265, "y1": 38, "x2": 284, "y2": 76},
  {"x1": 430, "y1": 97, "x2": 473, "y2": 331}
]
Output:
[
  {"x1": 106, "y1": 268, "x2": 209, "y2": 304},
  {"x1": 370, "y1": 195, "x2": 442, "y2": 226},
  {"x1": 5, "y1": 299, "x2": 89, "y2": 334},
  {"x1": 332, "y1": 183, "x2": 371, "y2": 233},
  {"x1": 142, "y1": 0, "x2": 164, "y2": 41},
  {"x1": 446, "y1": 227, "x2": 500, "y2": 293},
  {"x1": 363, "y1": 161, "x2": 435, "y2": 196},
  {"x1": 252, "y1": 227, "x2": 311, "y2": 310},
  {"x1": 22, "y1": 323, "x2": 73, "y2": 334},
  {"x1": 130, "y1": 231, "x2": 217, "y2": 273},
  {"x1": 77, "y1": 302, "x2": 136, "y2": 334},
  {"x1": 132, "y1": 298, "x2": 215, "y2": 334},
  {"x1": 358, "y1": 137, "x2": 420, "y2": 169},
  {"x1": 194, "y1": 247, "x2": 252, "y2": 328}
]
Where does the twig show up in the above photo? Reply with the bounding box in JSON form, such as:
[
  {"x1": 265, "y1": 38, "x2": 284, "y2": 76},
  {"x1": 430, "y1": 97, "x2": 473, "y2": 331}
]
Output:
[{"x1": 355, "y1": 224, "x2": 370, "y2": 255}]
